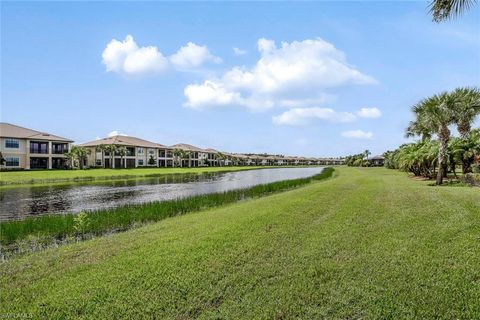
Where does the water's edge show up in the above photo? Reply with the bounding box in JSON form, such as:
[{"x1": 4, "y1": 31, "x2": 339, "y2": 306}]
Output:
[{"x1": 0, "y1": 168, "x2": 335, "y2": 260}]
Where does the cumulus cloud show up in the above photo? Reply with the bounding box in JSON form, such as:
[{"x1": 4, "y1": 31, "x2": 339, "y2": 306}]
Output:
[
  {"x1": 102, "y1": 35, "x2": 168, "y2": 75},
  {"x1": 233, "y1": 47, "x2": 247, "y2": 56},
  {"x1": 102, "y1": 35, "x2": 220, "y2": 75},
  {"x1": 357, "y1": 107, "x2": 382, "y2": 119},
  {"x1": 184, "y1": 81, "x2": 242, "y2": 109},
  {"x1": 272, "y1": 107, "x2": 356, "y2": 126},
  {"x1": 341, "y1": 130, "x2": 373, "y2": 139},
  {"x1": 184, "y1": 37, "x2": 376, "y2": 110},
  {"x1": 170, "y1": 42, "x2": 222, "y2": 68}
]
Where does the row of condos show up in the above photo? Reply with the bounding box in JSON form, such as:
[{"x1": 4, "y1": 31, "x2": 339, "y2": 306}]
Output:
[
  {"x1": 0, "y1": 122, "x2": 344, "y2": 170},
  {"x1": 80, "y1": 135, "x2": 344, "y2": 168}
]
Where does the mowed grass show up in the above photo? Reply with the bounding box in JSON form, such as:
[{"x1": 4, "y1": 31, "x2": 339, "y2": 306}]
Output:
[
  {"x1": 1, "y1": 167, "x2": 480, "y2": 319},
  {"x1": 0, "y1": 166, "x2": 268, "y2": 186}
]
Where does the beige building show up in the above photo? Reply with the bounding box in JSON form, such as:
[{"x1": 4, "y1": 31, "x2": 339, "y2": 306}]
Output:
[
  {"x1": 80, "y1": 135, "x2": 173, "y2": 168},
  {"x1": 1, "y1": 122, "x2": 345, "y2": 170},
  {"x1": 0, "y1": 123, "x2": 72, "y2": 170}
]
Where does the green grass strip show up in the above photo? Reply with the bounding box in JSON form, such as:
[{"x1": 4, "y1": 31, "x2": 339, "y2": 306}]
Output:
[{"x1": 0, "y1": 167, "x2": 334, "y2": 248}]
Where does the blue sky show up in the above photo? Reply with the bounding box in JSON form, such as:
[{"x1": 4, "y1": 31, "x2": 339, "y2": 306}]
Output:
[{"x1": 2, "y1": 2, "x2": 479, "y2": 157}]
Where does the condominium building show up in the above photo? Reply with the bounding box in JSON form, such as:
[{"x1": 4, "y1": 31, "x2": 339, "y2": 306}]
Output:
[
  {"x1": 1, "y1": 123, "x2": 345, "y2": 170},
  {"x1": 80, "y1": 135, "x2": 173, "y2": 168},
  {"x1": 0, "y1": 123, "x2": 73, "y2": 169}
]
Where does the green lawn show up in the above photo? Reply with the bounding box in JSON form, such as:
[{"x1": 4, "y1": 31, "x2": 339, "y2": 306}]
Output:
[
  {"x1": 0, "y1": 166, "x2": 268, "y2": 186},
  {"x1": 1, "y1": 167, "x2": 479, "y2": 318}
]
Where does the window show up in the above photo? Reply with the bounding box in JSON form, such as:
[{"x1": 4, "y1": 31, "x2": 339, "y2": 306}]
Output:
[
  {"x1": 5, "y1": 157, "x2": 19, "y2": 167},
  {"x1": 95, "y1": 159, "x2": 102, "y2": 166},
  {"x1": 148, "y1": 149, "x2": 155, "y2": 155},
  {"x1": 138, "y1": 159, "x2": 144, "y2": 166},
  {"x1": 5, "y1": 139, "x2": 19, "y2": 149},
  {"x1": 137, "y1": 148, "x2": 144, "y2": 154}
]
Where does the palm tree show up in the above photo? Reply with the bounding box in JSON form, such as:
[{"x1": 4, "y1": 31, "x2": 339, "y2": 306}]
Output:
[
  {"x1": 172, "y1": 148, "x2": 183, "y2": 167},
  {"x1": 364, "y1": 150, "x2": 371, "y2": 160},
  {"x1": 104, "y1": 144, "x2": 117, "y2": 168},
  {"x1": 452, "y1": 87, "x2": 480, "y2": 139},
  {"x1": 116, "y1": 146, "x2": 128, "y2": 168},
  {"x1": 406, "y1": 92, "x2": 456, "y2": 185},
  {"x1": 430, "y1": 0, "x2": 477, "y2": 22},
  {"x1": 73, "y1": 146, "x2": 91, "y2": 169},
  {"x1": 64, "y1": 150, "x2": 77, "y2": 169},
  {"x1": 96, "y1": 144, "x2": 107, "y2": 168}
]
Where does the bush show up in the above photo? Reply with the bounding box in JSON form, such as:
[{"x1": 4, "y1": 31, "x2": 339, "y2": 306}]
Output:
[{"x1": 463, "y1": 173, "x2": 480, "y2": 187}]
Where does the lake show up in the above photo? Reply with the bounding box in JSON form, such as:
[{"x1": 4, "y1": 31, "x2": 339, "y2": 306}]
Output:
[{"x1": 0, "y1": 167, "x2": 324, "y2": 221}]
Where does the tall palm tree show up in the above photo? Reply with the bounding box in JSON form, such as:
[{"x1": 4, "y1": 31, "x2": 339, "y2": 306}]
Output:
[
  {"x1": 104, "y1": 144, "x2": 117, "y2": 168},
  {"x1": 364, "y1": 150, "x2": 371, "y2": 160},
  {"x1": 116, "y1": 146, "x2": 128, "y2": 168},
  {"x1": 172, "y1": 149, "x2": 182, "y2": 167},
  {"x1": 406, "y1": 92, "x2": 456, "y2": 185},
  {"x1": 452, "y1": 87, "x2": 480, "y2": 139},
  {"x1": 430, "y1": 0, "x2": 478, "y2": 22},
  {"x1": 96, "y1": 144, "x2": 107, "y2": 168}
]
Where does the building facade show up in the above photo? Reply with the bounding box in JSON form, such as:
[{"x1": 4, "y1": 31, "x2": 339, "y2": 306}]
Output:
[
  {"x1": 0, "y1": 123, "x2": 72, "y2": 170},
  {"x1": 80, "y1": 135, "x2": 174, "y2": 168},
  {"x1": 1, "y1": 123, "x2": 345, "y2": 170}
]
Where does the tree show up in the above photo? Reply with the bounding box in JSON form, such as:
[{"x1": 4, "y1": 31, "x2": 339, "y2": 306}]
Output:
[
  {"x1": 452, "y1": 87, "x2": 480, "y2": 139},
  {"x1": 0, "y1": 152, "x2": 5, "y2": 165},
  {"x1": 103, "y1": 144, "x2": 117, "y2": 168},
  {"x1": 172, "y1": 149, "x2": 183, "y2": 167},
  {"x1": 64, "y1": 146, "x2": 91, "y2": 169},
  {"x1": 364, "y1": 150, "x2": 371, "y2": 160},
  {"x1": 406, "y1": 92, "x2": 456, "y2": 185},
  {"x1": 64, "y1": 150, "x2": 77, "y2": 168},
  {"x1": 430, "y1": 0, "x2": 477, "y2": 22},
  {"x1": 452, "y1": 129, "x2": 480, "y2": 173},
  {"x1": 96, "y1": 144, "x2": 107, "y2": 168},
  {"x1": 148, "y1": 155, "x2": 156, "y2": 166},
  {"x1": 116, "y1": 146, "x2": 128, "y2": 168},
  {"x1": 73, "y1": 146, "x2": 91, "y2": 169}
]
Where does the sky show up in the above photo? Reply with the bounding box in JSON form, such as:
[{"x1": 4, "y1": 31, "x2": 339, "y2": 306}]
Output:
[{"x1": 1, "y1": 2, "x2": 479, "y2": 157}]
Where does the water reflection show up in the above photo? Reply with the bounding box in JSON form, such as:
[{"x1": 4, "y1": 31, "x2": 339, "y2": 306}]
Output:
[{"x1": 0, "y1": 167, "x2": 323, "y2": 221}]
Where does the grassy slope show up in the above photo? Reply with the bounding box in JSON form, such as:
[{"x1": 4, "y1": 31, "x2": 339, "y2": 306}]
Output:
[
  {"x1": 1, "y1": 167, "x2": 479, "y2": 319},
  {"x1": 0, "y1": 166, "x2": 267, "y2": 185}
]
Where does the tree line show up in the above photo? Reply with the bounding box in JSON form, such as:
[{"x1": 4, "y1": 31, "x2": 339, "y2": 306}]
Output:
[{"x1": 385, "y1": 87, "x2": 480, "y2": 185}]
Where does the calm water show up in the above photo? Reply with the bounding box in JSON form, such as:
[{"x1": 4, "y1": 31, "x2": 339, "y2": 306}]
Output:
[{"x1": 0, "y1": 167, "x2": 324, "y2": 221}]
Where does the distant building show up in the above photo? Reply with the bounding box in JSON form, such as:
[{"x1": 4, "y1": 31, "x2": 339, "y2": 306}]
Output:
[
  {"x1": 366, "y1": 155, "x2": 385, "y2": 166},
  {"x1": 80, "y1": 135, "x2": 173, "y2": 168},
  {"x1": 0, "y1": 123, "x2": 73, "y2": 169}
]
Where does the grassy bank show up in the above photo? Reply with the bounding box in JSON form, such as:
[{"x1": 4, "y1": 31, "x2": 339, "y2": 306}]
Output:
[
  {"x1": 1, "y1": 167, "x2": 479, "y2": 318},
  {"x1": 0, "y1": 166, "x2": 271, "y2": 186},
  {"x1": 0, "y1": 168, "x2": 335, "y2": 249}
]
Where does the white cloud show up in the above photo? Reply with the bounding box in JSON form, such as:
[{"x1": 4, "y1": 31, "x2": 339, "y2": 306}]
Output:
[
  {"x1": 233, "y1": 47, "x2": 247, "y2": 56},
  {"x1": 341, "y1": 130, "x2": 373, "y2": 139},
  {"x1": 272, "y1": 107, "x2": 356, "y2": 126},
  {"x1": 107, "y1": 130, "x2": 127, "y2": 137},
  {"x1": 357, "y1": 107, "x2": 382, "y2": 119},
  {"x1": 184, "y1": 37, "x2": 376, "y2": 110},
  {"x1": 102, "y1": 35, "x2": 168, "y2": 75},
  {"x1": 170, "y1": 42, "x2": 222, "y2": 68},
  {"x1": 184, "y1": 81, "x2": 242, "y2": 110},
  {"x1": 102, "y1": 35, "x2": 221, "y2": 75}
]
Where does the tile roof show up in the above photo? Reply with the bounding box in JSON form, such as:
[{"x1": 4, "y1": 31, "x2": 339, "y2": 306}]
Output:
[{"x1": 0, "y1": 122, "x2": 73, "y2": 142}]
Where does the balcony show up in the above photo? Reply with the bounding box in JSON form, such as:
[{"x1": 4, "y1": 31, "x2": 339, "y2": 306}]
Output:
[
  {"x1": 52, "y1": 143, "x2": 68, "y2": 154},
  {"x1": 30, "y1": 142, "x2": 49, "y2": 154}
]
